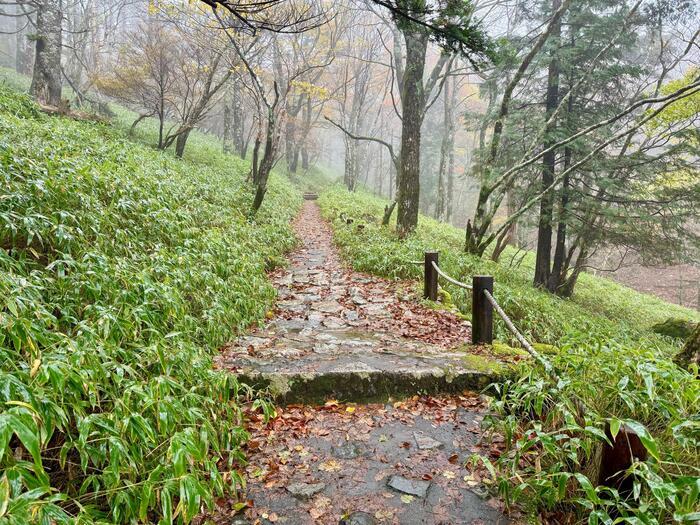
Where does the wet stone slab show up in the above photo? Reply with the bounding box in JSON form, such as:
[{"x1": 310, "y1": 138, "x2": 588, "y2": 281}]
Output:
[
  {"x1": 236, "y1": 399, "x2": 511, "y2": 525},
  {"x1": 220, "y1": 329, "x2": 505, "y2": 404},
  {"x1": 387, "y1": 475, "x2": 431, "y2": 498}
]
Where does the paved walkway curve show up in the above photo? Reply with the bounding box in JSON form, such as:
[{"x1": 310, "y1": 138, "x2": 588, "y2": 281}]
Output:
[{"x1": 213, "y1": 201, "x2": 513, "y2": 525}]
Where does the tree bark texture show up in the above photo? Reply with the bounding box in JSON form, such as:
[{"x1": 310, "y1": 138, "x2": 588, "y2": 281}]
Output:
[
  {"x1": 396, "y1": 28, "x2": 428, "y2": 236},
  {"x1": 30, "y1": 0, "x2": 63, "y2": 106}
]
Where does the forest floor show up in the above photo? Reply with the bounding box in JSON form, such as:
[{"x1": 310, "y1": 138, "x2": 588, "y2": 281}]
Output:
[{"x1": 212, "y1": 202, "x2": 521, "y2": 525}]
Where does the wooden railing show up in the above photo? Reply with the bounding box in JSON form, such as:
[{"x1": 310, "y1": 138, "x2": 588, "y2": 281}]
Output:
[
  {"x1": 413, "y1": 251, "x2": 494, "y2": 345},
  {"x1": 411, "y1": 250, "x2": 648, "y2": 491}
]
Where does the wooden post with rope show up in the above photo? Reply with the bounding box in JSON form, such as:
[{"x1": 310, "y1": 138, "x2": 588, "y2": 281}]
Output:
[{"x1": 423, "y1": 251, "x2": 439, "y2": 301}]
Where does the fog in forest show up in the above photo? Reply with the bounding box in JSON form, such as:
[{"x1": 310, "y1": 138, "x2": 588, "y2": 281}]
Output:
[{"x1": 1, "y1": 0, "x2": 698, "y2": 305}]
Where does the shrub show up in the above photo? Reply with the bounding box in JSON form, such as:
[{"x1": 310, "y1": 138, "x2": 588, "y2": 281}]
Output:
[{"x1": 0, "y1": 84, "x2": 300, "y2": 523}]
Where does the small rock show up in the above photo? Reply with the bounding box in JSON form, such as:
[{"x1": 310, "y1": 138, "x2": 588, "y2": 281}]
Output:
[
  {"x1": 413, "y1": 431, "x2": 444, "y2": 450},
  {"x1": 339, "y1": 511, "x2": 377, "y2": 525},
  {"x1": 387, "y1": 475, "x2": 430, "y2": 498},
  {"x1": 277, "y1": 300, "x2": 307, "y2": 313},
  {"x1": 343, "y1": 309, "x2": 360, "y2": 321},
  {"x1": 286, "y1": 482, "x2": 326, "y2": 500},
  {"x1": 331, "y1": 441, "x2": 365, "y2": 460},
  {"x1": 322, "y1": 317, "x2": 345, "y2": 329},
  {"x1": 315, "y1": 301, "x2": 344, "y2": 314},
  {"x1": 351, "y1": 295, "x2": 367, "y2": 305}
]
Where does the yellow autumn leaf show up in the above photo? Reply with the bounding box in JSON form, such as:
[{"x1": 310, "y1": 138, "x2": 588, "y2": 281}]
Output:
[
  {"x1": 30, "y1": 358, "x2": 41, "y2": 378},
  {"x1": 318, "y1": 459, "x2": 341, "y2": 472}
]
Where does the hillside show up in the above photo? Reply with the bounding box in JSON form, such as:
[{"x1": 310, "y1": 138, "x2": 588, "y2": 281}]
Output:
[
  {"x1": 1, "y1": 67, "x2": 697, "y2": 523},
  {"x1": 318, "y1": 186, "x2": 699, "y2": 350},
  {"x1": 317, "y1": 185, "x2": 699, "y2": 521},
  {"x1": 0, "y1": 80, "x2": 300, "y2": 522}
]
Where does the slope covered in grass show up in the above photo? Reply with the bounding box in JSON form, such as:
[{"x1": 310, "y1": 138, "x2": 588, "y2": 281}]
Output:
[
  {"x1": 319, "y1": 185, "x2": 699, "y2": 521},
  {"x1": 0, "y1": 82, "x2": 300, "y2": 522},
  {"x1": 318, "y1": 186, "x2": 698, "y2": 350}
]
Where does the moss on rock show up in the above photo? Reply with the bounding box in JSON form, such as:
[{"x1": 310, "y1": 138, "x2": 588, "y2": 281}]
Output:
[{"x1": 652, "y1": 318, "x2": 697, "y2": 340}]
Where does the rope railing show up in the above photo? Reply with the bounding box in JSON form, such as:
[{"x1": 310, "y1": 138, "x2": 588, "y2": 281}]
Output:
[
  {"x1": 408, "y1": 250, "x2": 646, "y2": 484},
  {"x1": 413, "y1": 251, "x2": 551, "y2": 381},
  {"x1": 408, "y1": 260, "x2": 425, "y2": 265},
  {"x1": 482, "y1": 289, "x2": 556, "y2": 380},
  {"x1": 431, "y1": 260, "x2": 472, "y2": 290}
]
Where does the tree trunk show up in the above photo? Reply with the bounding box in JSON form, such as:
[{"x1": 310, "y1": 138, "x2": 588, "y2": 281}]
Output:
[
  {"x1": 396, "y1": 29, "x2": 427, "y2": 236},
  {"x1": 286, "y1": 118, "x2": 298, "y2": 173},
  {"x1": 504, "y1": 189, "x2": 519, "y2": 246},
  {"x1": 232, "y1": 90, "x2": 246, "y2": 158},
  {"x1": 344, "y1": 135, "x2": 357, "y2": 191},
  {"x1": 30, "y1": 0, "x2": 63, "y2": 106},
  {"x1": 251, "y1": 108, "x2": 278, "y2": 214},
  {"x1": 223, "y1": 103, "x2": 232, "y2": 153},
  {"x1": 674, "y1": 324, "x2": 700, "y2": 373},
  {"x1": 436, "y1": 76, "x2": 455, "y2": 221},
  {"x1": 175, "y1": 129, "x2": 191, "y2": 158},
  {"x1": 157, "y1": 112, "x2": 165, "y2": 149},
  {"x1": 549, "y1": 146, "x2": 571, "y2": 294},
  {"x1": 301, "y1": 147, "x2": 309, "y2": 170},
  {"x1": 533, "y1": 0, "x2": 562, "y2": 288},
  {"x1": 446, "y1": 135, "x2": 455, "y2": 222}
]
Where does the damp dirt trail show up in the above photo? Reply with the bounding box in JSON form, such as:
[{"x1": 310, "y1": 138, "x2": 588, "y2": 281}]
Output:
[{"x1": 211, "y1": 201, "x2": 519, "y2": 525}]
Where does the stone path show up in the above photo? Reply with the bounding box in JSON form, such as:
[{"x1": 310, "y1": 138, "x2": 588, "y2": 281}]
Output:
[
  {"x1": 213, "y1": 202, "x2": 515, "y2": 524},
  {"x1": 216, "y1": 202, "x2": 508, "y2": 404}
]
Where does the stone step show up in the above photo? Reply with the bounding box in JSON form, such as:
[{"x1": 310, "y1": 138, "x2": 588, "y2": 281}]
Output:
[{"x1": 220, "y1": 329, "x2": 508, "y2": 404}]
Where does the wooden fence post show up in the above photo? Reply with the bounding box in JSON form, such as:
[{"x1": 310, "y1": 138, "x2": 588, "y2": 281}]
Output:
[
  {"x1": 423, "y1": 251, "x2": 439, "y2": 301},
  {"x1": 472, "y1": 276, "x2": 494, "y2": 344}
]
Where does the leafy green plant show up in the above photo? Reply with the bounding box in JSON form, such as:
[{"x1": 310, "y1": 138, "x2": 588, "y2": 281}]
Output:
[
  {"x1": 480, "y1": 336, "x2": 699, "y2": 522},
  {"x1": 0, "y1": 82, "x2": 300, "y2": 523},
  {"x1": 317, "y1": 184, "x2": 699, "y2": 522}
]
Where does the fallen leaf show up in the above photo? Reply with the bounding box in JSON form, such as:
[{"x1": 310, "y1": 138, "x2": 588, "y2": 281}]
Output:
[
  {"x1": 318, "y1": 459, "x2": 341, "y2": 472},
  {"x1": 400, "y1": 494, "x2": 414, "y2": 504},
  {"x1": 375, "y1": 509, "x2": 395, "y2": 520},
  {"x1": 442, "y1": 470, "x2": 456, "y2": 479}
]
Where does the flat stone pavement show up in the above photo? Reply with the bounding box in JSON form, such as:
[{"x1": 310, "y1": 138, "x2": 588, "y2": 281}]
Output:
[{"x1": 212, "y1": 202, "x2": 516, "y2": 524}]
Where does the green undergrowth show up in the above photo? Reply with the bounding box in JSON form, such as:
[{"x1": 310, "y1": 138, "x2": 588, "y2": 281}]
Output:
[
  {"x1": 318, "y1": 185, "x2": 699, "y2": 522},
  {"x1": 286, "y1": 164, "x2": 340, "y2": 194},
  {"x1": 0, "y1": 80, "x2": 300, "y2": 523},
  {"x1": 317, "y1": 185, "x2": 699, "y2": 350}
]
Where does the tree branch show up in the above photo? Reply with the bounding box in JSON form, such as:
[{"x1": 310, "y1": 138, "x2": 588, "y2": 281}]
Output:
[{"x1": 324, "y1": 115, "x2": 399, "y2": 170}]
